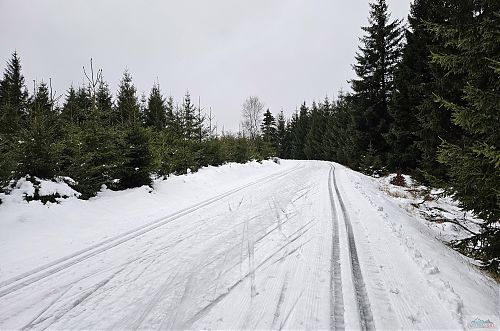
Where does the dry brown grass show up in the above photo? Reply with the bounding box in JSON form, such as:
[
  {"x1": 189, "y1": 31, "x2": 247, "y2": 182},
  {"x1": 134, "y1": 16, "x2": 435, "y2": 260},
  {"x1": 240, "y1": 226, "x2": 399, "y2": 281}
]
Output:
[{"x1": 380, "y1": 186, "x2": 411, "y2": 199}]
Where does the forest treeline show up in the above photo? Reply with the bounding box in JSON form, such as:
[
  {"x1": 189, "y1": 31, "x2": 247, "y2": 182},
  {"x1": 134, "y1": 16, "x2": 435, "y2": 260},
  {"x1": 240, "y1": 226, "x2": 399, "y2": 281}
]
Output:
[
  {"x1": 0, "y1": 0, "x2": 498, "y2": 270},
  {"x1": 267, "y1": 0, "x2": 498, "y2": 272},
  {"x1": 0, "y1": 62, "x2": 271, "y2": 198}
]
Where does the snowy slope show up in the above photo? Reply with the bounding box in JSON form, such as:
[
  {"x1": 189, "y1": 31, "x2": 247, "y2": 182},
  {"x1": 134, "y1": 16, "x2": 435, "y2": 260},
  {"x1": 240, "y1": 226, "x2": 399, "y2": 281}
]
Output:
[{"x1": 0, "y1": 160, "x2": 497, "y2": 330}]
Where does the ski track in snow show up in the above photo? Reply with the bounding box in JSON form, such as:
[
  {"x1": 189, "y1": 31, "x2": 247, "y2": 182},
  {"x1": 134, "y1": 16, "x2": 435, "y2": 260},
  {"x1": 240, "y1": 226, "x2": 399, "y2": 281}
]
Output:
[
  {"x1": 0, "y1": 164, "x2": 303, "y2": 299},
  {"x1": 0, "y1": 160, "x2": 497, "y2": 330}
]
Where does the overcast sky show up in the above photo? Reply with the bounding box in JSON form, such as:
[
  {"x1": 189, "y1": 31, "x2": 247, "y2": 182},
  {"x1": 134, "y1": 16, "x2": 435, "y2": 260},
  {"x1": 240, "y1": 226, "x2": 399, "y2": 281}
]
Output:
[{"x1": 0, "y1": 0, "x2": 410, "y2": 132}]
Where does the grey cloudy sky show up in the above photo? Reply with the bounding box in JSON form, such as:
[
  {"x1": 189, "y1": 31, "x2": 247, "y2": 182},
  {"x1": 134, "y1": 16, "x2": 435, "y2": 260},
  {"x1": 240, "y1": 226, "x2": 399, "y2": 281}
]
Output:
[{"x1": 0, "y1": 0, "x2": 410, "y2": 132}]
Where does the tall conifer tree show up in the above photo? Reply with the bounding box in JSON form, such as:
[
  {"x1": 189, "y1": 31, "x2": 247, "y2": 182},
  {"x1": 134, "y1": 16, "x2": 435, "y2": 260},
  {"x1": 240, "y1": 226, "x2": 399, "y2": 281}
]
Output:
[
  {"x1": 389, "y1": 0, "x2": 474, "y2": 179},
  {"x1": 276, "y1": 111, "x2": 287, "y2": 157},
  {"x1": 291, "y1": 103, "x2": 309, "y2": 159},
  {"x1": 350, "y1": 0, "x2": 404, "y2": 169},
  {"x1": 431, "y1": 0, "x2": 500, "y2": 271},
  {"x1": 261, "y1": 109, "x2": 277, "y2": 144}
]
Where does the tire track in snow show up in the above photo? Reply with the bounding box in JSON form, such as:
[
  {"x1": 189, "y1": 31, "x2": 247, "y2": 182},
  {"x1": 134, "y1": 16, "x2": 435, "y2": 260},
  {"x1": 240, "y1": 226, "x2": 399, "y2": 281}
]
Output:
[
  {"x1": 328, "y1": 165, "x2": 345, "y2": 330},
  {"x1": 332, "y1": 165, "x2": 375, "y2": 331},
  {"x1": 0, "y1": 165, "x2": 303, "y2": 299}
]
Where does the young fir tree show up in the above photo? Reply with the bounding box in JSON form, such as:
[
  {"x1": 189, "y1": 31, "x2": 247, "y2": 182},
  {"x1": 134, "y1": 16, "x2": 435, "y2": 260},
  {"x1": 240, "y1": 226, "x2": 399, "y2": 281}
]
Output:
[
  {"x1": 96, "y1": 81, "x2": 113, "y2": 125},
  {"x1": 150, "y1": 95, "x2": 180, "y2": 176},
  {"x1": 195, "y1": 100, "x2": 208, "y2": 143},
  {"x1": 165, "y1": 95, "x2": 178, "y2": 135},
  {"x1": 65, "y1": 79, "x2": 122, "y2": 198},
  {"x1": 58, "y1": 86, "x2": 83, "y2": 175},
  {"x1": 144, "y1": 84, "x2": 167, "y2": 131},
  {"x1": 18, "y1": 82, "x2": 59, "y2": 179},
  {"x1": 118, "y1": 122, "x2": 154, "y2": 189},
  {"x1": 114, "y1": 71, "x2": 153, "y2": 189},
  {"x1": 180, "y1": 91, "x2": 201, "y2": 140},
  {"x1": 0, "y1": 52, "x2": 28, "y2": 185},
  {"x1": 60, "y1": 87, "x2": 78, "y2": 124},
  {"x1": 0, "y1": 52, "x2": 28, "y2": 134},
  {"x1": 350, "y1": 0, "x2": 404, "y2": 171},
  {"x1": 75, "y1": 87, "x2": 91, "y2": 125},
  {"x1": 430, "y1": 0, "x2": 500, "y2": 272},
  {"x1": 114, "y1": 70, "x2": 141, "y2": 126}
]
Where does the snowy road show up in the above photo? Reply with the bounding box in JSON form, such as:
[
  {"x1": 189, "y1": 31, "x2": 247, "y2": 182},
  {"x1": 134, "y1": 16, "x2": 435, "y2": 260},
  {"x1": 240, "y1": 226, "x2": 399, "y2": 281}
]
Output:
[{"x1": 0, "y1": 161, "x2": 498, "y2": 330}]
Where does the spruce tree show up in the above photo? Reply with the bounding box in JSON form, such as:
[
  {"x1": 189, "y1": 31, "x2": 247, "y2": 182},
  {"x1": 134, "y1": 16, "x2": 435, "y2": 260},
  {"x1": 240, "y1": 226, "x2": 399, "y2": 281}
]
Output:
[
  {"x1": 64, "y1": 79, "x2": 121, "y2": 198},
  {"x1": 276, "y1": 110, "x2": 287, "y2": 157},
  {"x1": 60, "y1": 87, "x2": 78, "y2": 125},
  {"x1": 279, "y1": 116, "x2": 295, "y2": 160},
  {"x1": 165, "y1": 96, "x2": 178, "y2": 135},
  {"x1": 96, "y1": 81, "x2": 113, "y2": 125},
  {"x1": 75, "y1": 87, "x2": 91, "y2": 125},
  {"x1": 431, "y1": 0, "x2": 499, "y2": 271},
  {"x1": 0, "y1": 51, "x2": 28, "y2": 134},
  {"x1": 58, "y1": 87, "x2": 83, "y2": 174},
  {"x1": 261, "y1": 109, "x2": 277, "y2": 144},
  {"x1": 390, "y1": 0, "x2": 473, "y2": 179},
  {"x1": 180, "y1": 91, "x2": 200, "y2": 140},
  {"x1": 144, "y1": 84, "x2": 167, "y2": 131},
  {"x1": 114, "y1": 70, "x2": 140, "y2": 126},
  {"x1": 0, "y1": 52, "x2": 28, "y2": 185},
  {"x1": 304, "y1": 99, "x2": 328, "y2": 160},
  {"x1": 18, "y1": 82, "x2": 59, "y2": 179},
  {"x1": 118, "y1": 123, "x2": 153, "y2": 189},
  {"x1": 323, "y1": 92, "x2": 360, "y2": 167},
  {"x1": 291, "y1": 103, "x2": 309, "y2": 159},
  {"x1": 260, "y1": 109, "x2": 278, "y2": 158},
  {"x1": 385, "y1": 0, "x2": 429, "y2": 171},
  {"x1": 350, "y1": 0, "x2": 404, "y2": 169},
  {"x1": 196, "y1": 101, "x2": 209, "y2": 143},
  {"x1": 113, "y1": 71, "x2": 154, "y2": 189}
]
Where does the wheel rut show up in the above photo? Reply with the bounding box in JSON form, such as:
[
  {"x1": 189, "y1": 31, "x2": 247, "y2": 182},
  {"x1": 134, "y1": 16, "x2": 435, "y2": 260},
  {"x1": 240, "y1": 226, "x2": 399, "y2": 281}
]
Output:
[
  {"x1": 331, "y1": 164, "x2": 375, "y2": 331},
  {"x1": 327, "y1": 166, "x2": 345, "y2": 331}
]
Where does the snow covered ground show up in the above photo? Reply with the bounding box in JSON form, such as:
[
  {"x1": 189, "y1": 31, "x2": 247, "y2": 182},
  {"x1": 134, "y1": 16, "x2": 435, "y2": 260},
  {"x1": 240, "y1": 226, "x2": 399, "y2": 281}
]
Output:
[{"x1": 0, "y1": 160, "x2": 498, "y2": 330}]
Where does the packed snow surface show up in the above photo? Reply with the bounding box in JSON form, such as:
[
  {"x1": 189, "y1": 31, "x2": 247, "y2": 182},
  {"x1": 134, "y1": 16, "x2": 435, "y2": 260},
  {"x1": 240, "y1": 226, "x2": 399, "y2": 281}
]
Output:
[{"x1": 0, "y1": 160, "x2": 498, "y2": 330}]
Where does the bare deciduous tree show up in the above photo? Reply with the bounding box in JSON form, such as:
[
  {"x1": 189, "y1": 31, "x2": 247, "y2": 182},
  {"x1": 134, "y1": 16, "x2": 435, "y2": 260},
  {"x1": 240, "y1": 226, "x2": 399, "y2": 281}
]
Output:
[{"x1": 241, "y1": 96, "x2": 264, "y2": 140}]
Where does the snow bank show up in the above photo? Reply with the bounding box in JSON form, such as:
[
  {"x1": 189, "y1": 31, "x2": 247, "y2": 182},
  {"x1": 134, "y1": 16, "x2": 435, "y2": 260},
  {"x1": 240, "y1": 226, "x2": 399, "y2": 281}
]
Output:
[
  {"x1": 0, "y1": 176, "x2": 80, "y2": 205},
  {"x1": 377, "y1": 173, "x2": 483, "y2": 243}
]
